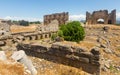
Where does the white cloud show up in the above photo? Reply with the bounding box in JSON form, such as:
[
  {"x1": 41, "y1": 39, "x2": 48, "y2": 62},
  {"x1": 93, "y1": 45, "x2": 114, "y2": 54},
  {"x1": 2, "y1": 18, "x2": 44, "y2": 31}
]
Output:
[
  {"x1": 116, "y1": 12, "x2": 120, "y2": 19},
  {"x1": 3, "y1": 16, "x2": 42, "y2": 22},
  {"x1": 69, "y1": 14, "x2": 86, "y2": 21}
]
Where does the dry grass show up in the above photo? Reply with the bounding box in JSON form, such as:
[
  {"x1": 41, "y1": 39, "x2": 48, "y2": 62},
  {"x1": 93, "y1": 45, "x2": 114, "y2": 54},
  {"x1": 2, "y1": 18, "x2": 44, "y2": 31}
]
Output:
[
  {"x1": 30, "y1": 56, "x2": 89, "y2": 75},
  {"x1": 0, "y1": 60, "x2": 27, "y2": 75},
  {"x1": 61, "y1": 41, "x2": 97, "y2": 51},
  {"x1": 10, "y1": 25, "x2": 37, "y2": 34},
  {"x1": 37, "y1": 63, "x2": 88, "y2": 75}
]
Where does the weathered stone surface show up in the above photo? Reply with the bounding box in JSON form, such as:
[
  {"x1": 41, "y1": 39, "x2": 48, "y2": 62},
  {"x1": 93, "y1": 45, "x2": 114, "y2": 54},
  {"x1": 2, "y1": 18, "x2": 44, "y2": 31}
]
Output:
[
  {"x1": 17, "y1": 43, "x2": 101, "y2": 75},
  {"x1": 0, "y1": 51, "x2": 6, "y2": 60},
  {"x1": 76, "y1": 52, "x2": 93, "y2": 58},
  {"x1": 0, "y1": 41, "x2": 5, "y2": 46},
  {"x1": 44, "y1": 12, "x2": 68, "y2": 25},
  {"x1": 86, "y1": 9, "x2": 116, "y2": 25},
  {"x1": 74, "y1": 47, "x2": 87, "y2": 53},
  {"x1": 79, "y1": 57, "x2": 89, "y2": 63},
  {"x1": 116, "y1": 54, "x2": 120, "y2": 57},
  {"x1": 66, "y1": 55, "x2": 79, "y2": 60},
  {"x1": 11, "y1": 50, "x2": 25, "y2": 60},
  {"x1": 103, "y1": 48, "x2": 113, "y2": 54},
  {"x1": 103, "y1": 26, "x2": 110, "y2": 32},
  {"x1": 0, "y1": 23, "x2": 10, "y2": 32},
  {"x1": 51, "y1": 42, "x2": 73, "y2": 53},
  {"x1": 100, "y1": 44, "x2": 107, "y2": 48},
  {"x1": 91, "y1": 47, "x2": 100, "y2": 55},
  {"x1": 11, "y1": 50, "x2": 37, "y2": 75},
  {"x1": 55, "y1": 36, "x2": 64, "y2": 42}
]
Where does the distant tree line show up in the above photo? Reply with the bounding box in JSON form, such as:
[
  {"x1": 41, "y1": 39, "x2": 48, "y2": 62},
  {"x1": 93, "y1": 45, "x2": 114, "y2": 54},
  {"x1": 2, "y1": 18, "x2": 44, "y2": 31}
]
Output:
[{"x1": 5, "y1": 20, "x2": 41, "y2": 26}]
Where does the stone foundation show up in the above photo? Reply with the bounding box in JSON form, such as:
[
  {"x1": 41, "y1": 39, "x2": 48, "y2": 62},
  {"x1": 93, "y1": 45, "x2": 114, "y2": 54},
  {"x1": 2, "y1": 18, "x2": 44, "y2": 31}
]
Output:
[{"x1": 17, "y1": 42, "x2": 101, "y2": 75}]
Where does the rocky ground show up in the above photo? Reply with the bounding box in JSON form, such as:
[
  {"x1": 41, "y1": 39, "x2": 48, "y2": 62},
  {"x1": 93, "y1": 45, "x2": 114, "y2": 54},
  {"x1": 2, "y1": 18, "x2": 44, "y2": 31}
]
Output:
[
  {"x1": 85, "y1": 25, "x2": 120, "y2": 75},
  {"x1": 0, "y1": 24, "x2": 120, "y2": 75},
  {"x1": 28, "y1": 25, "x2": 120, "y2": 75}
]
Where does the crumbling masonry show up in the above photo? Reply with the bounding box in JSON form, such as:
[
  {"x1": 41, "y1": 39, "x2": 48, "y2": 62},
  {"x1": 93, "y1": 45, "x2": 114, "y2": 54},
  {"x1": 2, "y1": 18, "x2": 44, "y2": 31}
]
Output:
[
  {"x1": 86, "y1": 9, "x2": 116, "y2": 25},
  {"x1": 44, "y1": 12, "x2": 69, "y2": 25}
]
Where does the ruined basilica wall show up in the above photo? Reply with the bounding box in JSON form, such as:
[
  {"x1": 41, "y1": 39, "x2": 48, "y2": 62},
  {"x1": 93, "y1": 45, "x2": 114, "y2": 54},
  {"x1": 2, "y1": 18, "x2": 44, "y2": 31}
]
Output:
[
  {"x1": 86, "y1": 10, "x2": 116, "y2": 25},
  {"x1": 44, "y1": 12, "x2": 69, "y2": 25}
]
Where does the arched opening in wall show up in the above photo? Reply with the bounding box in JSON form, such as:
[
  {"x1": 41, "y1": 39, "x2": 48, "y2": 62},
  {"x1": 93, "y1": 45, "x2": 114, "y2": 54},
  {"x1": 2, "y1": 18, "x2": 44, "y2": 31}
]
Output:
[
  {"x1": 12, "y1": 40, "x2": 16, "y2": 44},
  {"x1": 22, "y1": 38, "x2": 25, "y2": 41},
  {"x1": 0, "y1": 41, "x2": 6, "y2": 46},
  {"x1": 40, "y1": 35, "x2": 42, "y2": 39},
  {"x1": 35, "y1": 35, "x2": 40, "y2": 40},
  {"x1": 49, "y1": 33, "x2": 51, "y2": 37},
  {"x1": 29, "y1": 36, "x2": 32, "y2": 40},
  {"x1": 45, "y1": 34, "x2": 47, "y2": 38},
  {"x1": 35, "y1": 36, "x2": 38, "y2": 40},
  {"x1": 108, "y1": 20, "x2": 112, "y2": 24},
  {"x1": 97, "y1": 18, "x2": 104, "y2": 24}
]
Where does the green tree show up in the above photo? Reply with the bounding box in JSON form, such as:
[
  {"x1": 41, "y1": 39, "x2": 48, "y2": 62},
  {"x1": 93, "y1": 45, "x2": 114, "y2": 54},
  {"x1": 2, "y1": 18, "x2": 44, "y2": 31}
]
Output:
[
  {"x1": 19, "y1": 20, "x2": 29, "y2": 26},
  {"x1": 51, "y1": 33, "x2": 57, "y2": 41},
  {"x1": 60, "y1": 21, "x2": 85, "y2": 42},
  {"x1": 57, "y1": 30, "x2": 63, "y2": 37}
]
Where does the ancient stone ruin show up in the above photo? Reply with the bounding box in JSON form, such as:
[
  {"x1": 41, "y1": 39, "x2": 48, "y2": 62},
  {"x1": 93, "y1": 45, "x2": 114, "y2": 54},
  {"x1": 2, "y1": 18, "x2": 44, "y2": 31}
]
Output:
[
  {"x1": 17, "y1": 42, "x2": 101, "y2": 75},
  {"x1": 44, "y1": 12, "x2": 69, "y2": 25},
  {"x1": 0, "y1": 20, "x2": 59, "y2": 46},
  {"x1": 86, "y1": 9, "x2": 116, "y2": 25}
]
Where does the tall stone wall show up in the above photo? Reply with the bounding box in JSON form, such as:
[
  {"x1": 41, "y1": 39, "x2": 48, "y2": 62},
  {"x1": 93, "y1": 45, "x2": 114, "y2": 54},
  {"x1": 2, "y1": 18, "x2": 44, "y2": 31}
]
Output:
[
  {"x1": 44, "y1": 12, "x2": 69, "y2": 25},
  {"x1": 86, "y1": 9, "x2": 116, "y2": 25}
]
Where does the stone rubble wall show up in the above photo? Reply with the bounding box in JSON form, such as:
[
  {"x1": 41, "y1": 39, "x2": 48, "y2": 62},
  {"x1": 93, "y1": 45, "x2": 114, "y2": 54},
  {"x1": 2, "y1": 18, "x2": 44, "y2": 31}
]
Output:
[{"x1": 17, "y1": 42, "x2": 101, "y2": 75}]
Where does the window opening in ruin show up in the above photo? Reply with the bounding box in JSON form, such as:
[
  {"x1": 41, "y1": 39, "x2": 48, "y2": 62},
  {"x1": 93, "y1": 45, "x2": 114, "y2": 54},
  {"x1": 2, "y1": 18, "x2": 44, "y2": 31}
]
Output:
[
  {"x1": 49, "y1": 33, "x2": 51, "y2": 37},
  {"x1": 1, "y1": 32, "x2": 4, "y2": 35},
  {"x1": 40, "y1": 35, "x2": 42, "y2": 39},
  {"x1": 97, "y1": 18, "x2": 104, "y2": 24},
  {"x1": 29, "y1": 36, "x2": 32, "y2": 40},
  {"x1": 108, "y1": 20, "x2": 112, "y2": 24},
  {"x1": 35, "y1": 36, "x2": 37, "y2": 40},
  {"x1": 45, "y1": 34, "x2": 47, "y2": 38},
  {"x1": 22, "y1": 38, "x2": 25, "y2": 41}
]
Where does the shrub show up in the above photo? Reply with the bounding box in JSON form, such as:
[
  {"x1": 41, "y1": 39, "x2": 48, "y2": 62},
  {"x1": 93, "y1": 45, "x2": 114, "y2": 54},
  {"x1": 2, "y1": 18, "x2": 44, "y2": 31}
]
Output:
[
  {"x1": 57, "y1": 30, "x2": 64, "y2": 37},
  {"x1": 51, "y1": 33, "x2": 57, "y2": 41},
  {"x1": 60, "y1": 21, "x2": 85, "y2": 42},
  {"x1": 0, "y1": 48, "x2": 2, "y2": 51},
  {"x1": 19, "y1": 20, "x2": 29, "y2": 26}
]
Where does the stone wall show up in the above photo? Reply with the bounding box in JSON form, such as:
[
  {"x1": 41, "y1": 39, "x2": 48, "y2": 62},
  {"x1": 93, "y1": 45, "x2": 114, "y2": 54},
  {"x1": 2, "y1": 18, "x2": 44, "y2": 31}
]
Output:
[
  {"x1": 0, "y1": 23, "x2": 11, "y2": 36},
  {"x1": 17, "y1": 42, "x2": 101, "y2": 75},
  {"x1": 86, "y1": 9, "x2": 116, "y2": 25},
  {"x1": 44, "y1": 12, "x2": 69, "y2": 25}
]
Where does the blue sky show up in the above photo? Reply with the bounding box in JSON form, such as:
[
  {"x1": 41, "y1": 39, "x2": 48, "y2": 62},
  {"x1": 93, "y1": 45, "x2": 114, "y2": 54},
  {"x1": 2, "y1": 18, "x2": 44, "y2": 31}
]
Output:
[{"x1": 0, "y1": 0, "x2": 120, "y2": 21}]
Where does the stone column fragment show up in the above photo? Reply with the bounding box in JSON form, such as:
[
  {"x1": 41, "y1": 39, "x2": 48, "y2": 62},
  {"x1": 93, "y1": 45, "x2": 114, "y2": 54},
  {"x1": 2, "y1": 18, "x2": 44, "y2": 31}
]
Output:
[{"x1": 11, "y1": 50, "x2": 37, "y2": 75}]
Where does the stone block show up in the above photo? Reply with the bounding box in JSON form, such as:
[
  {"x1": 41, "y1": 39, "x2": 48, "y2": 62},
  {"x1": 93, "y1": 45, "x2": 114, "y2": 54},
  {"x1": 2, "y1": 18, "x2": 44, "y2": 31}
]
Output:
[
  {"x1": 91, "y1": 47, "x2": 100, "y2": 55},
  {"x1": 74, "y1": 47, "x2": 87, "y2": 53},
  {"x1": 0, "y1": 41, "x2": 5, "y2": 46},
  {"x1": 0, "y1": 51, "x2": 6, "y2": 60},
  {"x1": 11, "y1": 50, "x2": 37, "y2": 75},
  {"x1": 75, "y1": 52, "x2": 93, "y2": 58},
  {"x1": 79, "y1": 57, "x2": 89, "y2": 63}
]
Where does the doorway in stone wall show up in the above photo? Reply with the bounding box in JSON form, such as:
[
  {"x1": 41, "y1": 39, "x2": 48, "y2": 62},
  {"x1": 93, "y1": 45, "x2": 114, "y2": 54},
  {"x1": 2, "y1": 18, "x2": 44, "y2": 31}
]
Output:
[
  {"x1": 97, "y1": 18, "x2": 104, "y2": 24},
  {"x1": 108, "y1": 20, "x2": 112, "y2": 24}
]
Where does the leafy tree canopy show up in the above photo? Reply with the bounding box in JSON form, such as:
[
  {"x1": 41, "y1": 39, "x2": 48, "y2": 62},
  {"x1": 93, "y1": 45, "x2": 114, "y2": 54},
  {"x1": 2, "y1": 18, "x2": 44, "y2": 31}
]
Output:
[{"x1": 59, "y1": 21, "x2": 85, "y2": 42}]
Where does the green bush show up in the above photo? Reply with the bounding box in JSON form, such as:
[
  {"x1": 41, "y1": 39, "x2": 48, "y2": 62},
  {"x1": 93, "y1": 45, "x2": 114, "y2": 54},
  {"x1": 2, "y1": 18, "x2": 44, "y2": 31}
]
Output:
[
  {"x1": 60, "y1": 21, "x2": 85, "y2": 42},
  {"x1": 0, "y1": 48, "x2": 3, "y2": 51},
  {"x1": 51, "y1": 33, "x2": 57, "y2": 41},
  {"x1": 57, "y1": 30, "x2": 64, "y2": 37}
]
